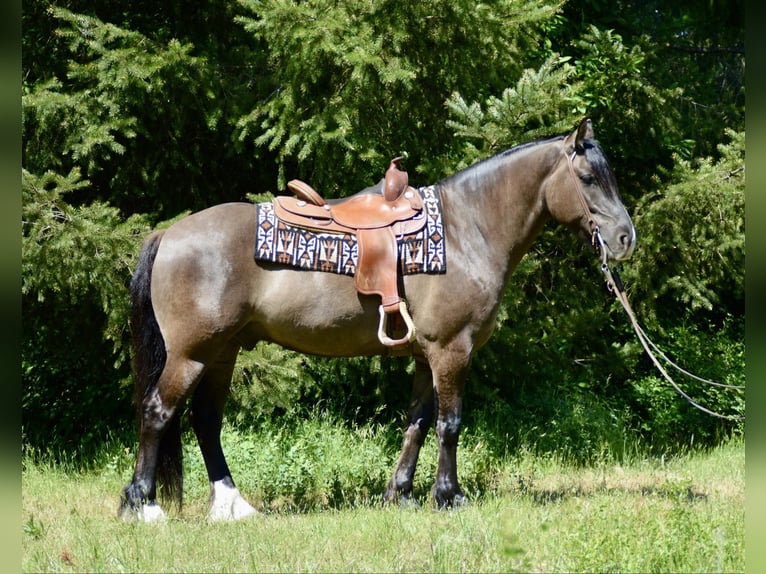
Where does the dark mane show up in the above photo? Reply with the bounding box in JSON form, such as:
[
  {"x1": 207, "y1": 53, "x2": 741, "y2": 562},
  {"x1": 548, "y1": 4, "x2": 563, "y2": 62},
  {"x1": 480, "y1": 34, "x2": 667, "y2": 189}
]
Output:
[
  {"x1": 497, "y1": 135, "x2": 565, "y2": 158},
  {"x1": 440, "y1": 134, "x2": 620, "y2": 198},
  {"x1": 439, "y1": 135, "x2": 564, "y2": 187}
]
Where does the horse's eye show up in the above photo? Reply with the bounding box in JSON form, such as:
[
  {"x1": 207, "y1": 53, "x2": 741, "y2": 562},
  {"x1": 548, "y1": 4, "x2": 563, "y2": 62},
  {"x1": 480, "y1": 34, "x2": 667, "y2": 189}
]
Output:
[{"x1": 580, "y1": 173, "x2": 596, "y2": 185}]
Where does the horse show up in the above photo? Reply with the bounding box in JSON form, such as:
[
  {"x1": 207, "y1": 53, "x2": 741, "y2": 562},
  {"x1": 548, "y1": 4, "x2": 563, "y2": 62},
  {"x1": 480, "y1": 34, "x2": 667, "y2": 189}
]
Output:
[{"x1": 119, "y1": 118, "x2": 635, "y2": 521}]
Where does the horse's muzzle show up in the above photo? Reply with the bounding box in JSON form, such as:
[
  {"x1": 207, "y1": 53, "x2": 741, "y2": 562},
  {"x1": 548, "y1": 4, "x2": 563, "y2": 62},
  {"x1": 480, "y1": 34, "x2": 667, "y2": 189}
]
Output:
[{"x1": 604, "y1": 224, "x2": 636, "y2": 262}]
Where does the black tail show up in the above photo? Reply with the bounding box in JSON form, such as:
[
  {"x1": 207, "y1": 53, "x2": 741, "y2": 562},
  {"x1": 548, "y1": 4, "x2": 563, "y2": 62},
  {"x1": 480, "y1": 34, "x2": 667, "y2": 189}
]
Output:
[{"x1": 129, "y1": 230, "x2": 183, "y2": 508}]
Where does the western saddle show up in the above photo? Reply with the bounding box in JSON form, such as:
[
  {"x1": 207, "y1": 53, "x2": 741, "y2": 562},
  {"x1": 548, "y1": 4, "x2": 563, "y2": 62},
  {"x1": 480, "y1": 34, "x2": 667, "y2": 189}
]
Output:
[{"x1": 273, "y1": 157, "x2": 426, "y2": 347}]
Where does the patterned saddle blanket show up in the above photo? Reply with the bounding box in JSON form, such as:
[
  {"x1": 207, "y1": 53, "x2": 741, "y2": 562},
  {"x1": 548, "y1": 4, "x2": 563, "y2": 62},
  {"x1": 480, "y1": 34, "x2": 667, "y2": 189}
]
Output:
[{"x1": 254, "y1": 185, "x2": 446, "y2": 278}]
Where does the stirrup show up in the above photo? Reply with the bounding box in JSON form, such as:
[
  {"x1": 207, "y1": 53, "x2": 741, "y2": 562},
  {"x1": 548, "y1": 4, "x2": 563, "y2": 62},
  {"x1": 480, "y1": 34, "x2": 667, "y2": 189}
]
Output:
[{"x1": 377, "y1": 301, "x2": 416, "y2": 347}]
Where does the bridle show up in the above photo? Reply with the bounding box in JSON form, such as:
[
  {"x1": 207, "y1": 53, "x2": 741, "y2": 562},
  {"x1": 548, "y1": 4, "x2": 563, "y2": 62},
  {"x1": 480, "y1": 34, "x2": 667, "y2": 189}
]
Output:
[
  {"x1": 564, "y1": 149, "x2": 745, "y2": 422},
  {"x1": 566, "y1": 150, "x2": 605, "y2": 261}
]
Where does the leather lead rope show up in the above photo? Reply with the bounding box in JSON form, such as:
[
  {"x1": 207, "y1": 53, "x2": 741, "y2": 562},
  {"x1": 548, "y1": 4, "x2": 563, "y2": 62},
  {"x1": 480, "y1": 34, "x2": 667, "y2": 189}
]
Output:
[
  {"x1": 565, "y1": 150, "x2": 744, "y2": 422},
  {"x1": 598, "y1": 238, "x2": 745, "y2": 422}
]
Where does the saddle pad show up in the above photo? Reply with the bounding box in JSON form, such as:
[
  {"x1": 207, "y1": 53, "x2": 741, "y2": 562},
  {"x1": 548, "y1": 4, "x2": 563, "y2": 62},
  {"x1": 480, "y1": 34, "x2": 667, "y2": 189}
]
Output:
[{"x1": 254, "y1": 186, "x2": 446, "y2": 276}]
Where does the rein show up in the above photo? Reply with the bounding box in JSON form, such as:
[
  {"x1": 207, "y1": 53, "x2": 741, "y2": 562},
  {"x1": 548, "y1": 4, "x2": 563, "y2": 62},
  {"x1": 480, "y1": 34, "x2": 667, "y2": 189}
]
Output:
[{"x1": 565, "y1": 151, "x2": 745, "y2": 422}]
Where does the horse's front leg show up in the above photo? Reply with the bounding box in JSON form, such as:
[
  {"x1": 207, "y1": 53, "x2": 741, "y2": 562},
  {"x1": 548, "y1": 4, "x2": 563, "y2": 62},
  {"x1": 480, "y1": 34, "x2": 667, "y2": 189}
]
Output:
[
  {"x1": 429, "y1": 341, "x2": 471, "y2": 507},
  {"x1": 383, "y1": 358, "x2": 434, "y2": 505}
]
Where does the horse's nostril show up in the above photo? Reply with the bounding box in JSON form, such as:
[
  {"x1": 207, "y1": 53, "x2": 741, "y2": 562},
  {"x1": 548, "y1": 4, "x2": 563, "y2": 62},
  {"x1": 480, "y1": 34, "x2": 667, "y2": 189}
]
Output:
[
  {"x1": 616, "y1": 227, "x2": 637, "y2": 259},
  {"x1": 620, "y1": 227, "x2": 636, "y2": 248}
]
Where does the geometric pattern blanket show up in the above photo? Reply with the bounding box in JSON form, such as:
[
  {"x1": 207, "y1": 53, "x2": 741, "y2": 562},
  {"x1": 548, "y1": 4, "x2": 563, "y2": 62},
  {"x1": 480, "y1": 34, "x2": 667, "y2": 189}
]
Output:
[{"x1": 254, "y1": 185, "x2": 446, "y2": 277}]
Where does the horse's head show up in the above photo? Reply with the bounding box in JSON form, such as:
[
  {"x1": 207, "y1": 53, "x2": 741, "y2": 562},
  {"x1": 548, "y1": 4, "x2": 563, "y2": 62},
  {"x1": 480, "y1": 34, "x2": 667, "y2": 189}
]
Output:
[{"x1": 546, "y1": 118, "x2": 635, "y2": 262}]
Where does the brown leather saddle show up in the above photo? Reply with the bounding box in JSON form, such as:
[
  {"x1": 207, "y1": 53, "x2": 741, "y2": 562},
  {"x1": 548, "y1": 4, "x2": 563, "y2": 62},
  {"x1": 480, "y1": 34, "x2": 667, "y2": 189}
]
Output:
[{"x1": 272, "y1": 158, "x2": 424, "y2": 347}]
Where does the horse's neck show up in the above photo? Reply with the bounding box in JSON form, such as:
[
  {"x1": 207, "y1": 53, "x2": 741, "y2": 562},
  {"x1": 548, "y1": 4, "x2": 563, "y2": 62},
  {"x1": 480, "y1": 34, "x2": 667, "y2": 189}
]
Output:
[{"x1": 439, "y1": 142, "x2": 560, "y2": 279}]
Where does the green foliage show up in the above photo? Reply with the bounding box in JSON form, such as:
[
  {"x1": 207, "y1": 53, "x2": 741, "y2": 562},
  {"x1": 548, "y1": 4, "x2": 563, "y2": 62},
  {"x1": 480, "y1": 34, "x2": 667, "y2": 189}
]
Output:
[
  {"x1": 228, "y1": 344, "x2": 311, "y2": 425},
  {"x1": 624, "y1": 318, "x2": 744, "y2": 444},
  {"x1": 22, "y1": 168, "x2": 152, "y2": 452},
  {"x1": 445, "y1": 54, "x2": 581, "y2": 168},
  {"x1": 23, "y1": 6, "x2": 260, "y2": 218},
  {"x1": 604, "y1": 131, "x2": 745, "y2": 444},
  {"x1": 572, "y1": 25, "x2": 686, "y2": 193},
  {"x1": 576, "y1": 26, "x2": 664, "y2": 119},
  {"x1": 624, "y1": 129, "x2": 745, "y2": 323},
  {"x1": 301, "y1": 355, "x2": 414, "y2": 425},
  {"x1": 22, "y1": 168, "x2": 148, "y2": 339},
  {"x1": 236, "y1": 0, "x2": 561, "y2": 190},
  {"x1": 635, "y1": 2, "x2": 744, "y2": 162},
  {"x1": 556, "y1": 0, "x2": 744, "y2": 163},
  {"x1": 184, "y1": 415, "x2": 396, "y2": 511}
]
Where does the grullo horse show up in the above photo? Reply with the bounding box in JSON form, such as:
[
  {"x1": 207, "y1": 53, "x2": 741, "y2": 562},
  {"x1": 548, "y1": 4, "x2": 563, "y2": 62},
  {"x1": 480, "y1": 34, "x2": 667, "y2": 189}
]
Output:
[{"x1": 120, "y1": 119, "x2": 635, "y2": 521}]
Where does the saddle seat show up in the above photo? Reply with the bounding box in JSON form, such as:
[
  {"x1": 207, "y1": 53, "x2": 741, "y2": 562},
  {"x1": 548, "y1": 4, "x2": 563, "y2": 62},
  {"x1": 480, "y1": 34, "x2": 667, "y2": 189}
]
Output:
[
  {"x1": 272, "y1": 158, "x2": 424, "y2": 348},
  {"x1": 274, "y1": 185, "x2": 425, "y2": 234}
]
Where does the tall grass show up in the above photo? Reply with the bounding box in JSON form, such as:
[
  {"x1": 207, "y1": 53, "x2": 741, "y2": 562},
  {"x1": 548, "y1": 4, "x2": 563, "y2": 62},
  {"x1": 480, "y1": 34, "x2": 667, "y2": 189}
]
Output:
[
  {"x1": 183, "y1": 413, "x2": 397, "y2": 511},
  {"x1": 22, "y1": 413, "x2": 744, "y2": 573}
]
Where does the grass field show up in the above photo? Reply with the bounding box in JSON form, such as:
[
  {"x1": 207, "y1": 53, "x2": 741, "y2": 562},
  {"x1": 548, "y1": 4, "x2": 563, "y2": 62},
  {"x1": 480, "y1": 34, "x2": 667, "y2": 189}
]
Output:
[{"x1": 22, "y1": 430, "x2": 743, "y2": 573}]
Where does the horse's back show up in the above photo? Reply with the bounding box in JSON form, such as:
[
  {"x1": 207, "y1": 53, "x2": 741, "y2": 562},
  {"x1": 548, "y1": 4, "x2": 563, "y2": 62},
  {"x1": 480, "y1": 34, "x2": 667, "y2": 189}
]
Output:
[
  {"x1": 150, "y1": 202, "x2": 386, "y2": 356},
  {"x1": 154, "y1": 202, "x2": 257, "y2": 294},
  {"x1": 163, "y1": 201, "x2": 255, "y2": 240}
]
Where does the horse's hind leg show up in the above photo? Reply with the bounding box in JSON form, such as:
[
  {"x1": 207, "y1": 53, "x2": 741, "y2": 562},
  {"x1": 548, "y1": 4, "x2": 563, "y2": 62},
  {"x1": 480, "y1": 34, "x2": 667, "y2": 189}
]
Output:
[
  {"x1": 121, "y1": 355, "x2": 205, "y2": 521},
  {"x1": 189, "y1": 345, "x2": 257, "y2": 521},
  {"x1": 383, "y1": 359, "x2": 434, "y2": 505}
]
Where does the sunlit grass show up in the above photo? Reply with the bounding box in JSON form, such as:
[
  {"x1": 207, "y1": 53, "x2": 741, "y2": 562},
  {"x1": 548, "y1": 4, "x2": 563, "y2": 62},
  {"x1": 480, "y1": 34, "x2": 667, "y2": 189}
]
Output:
[{"x1": 22, "y1": 427, "x2": 743, "y2": 573}]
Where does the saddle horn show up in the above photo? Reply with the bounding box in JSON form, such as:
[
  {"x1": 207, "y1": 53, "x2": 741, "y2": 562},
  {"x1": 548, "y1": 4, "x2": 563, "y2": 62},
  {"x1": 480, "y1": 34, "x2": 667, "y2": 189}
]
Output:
[{"x1": 384, "y1": 157, "x2": 409, "y2": 202}]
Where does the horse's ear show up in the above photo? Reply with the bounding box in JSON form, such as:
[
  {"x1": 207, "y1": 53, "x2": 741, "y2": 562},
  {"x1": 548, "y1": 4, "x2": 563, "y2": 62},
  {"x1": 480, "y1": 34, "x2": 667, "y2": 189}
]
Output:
[
  {"x1": 578, "y1": 118, "x2": 594, "y2": 141},
  {"x1": 565, "y1": 118, "x2": 594, "y2": 152}
]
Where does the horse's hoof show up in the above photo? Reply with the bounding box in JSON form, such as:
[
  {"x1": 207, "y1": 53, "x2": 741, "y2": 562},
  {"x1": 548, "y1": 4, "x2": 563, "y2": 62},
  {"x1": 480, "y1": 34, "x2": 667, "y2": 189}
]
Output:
[
  {"x1": 207, "y1": 479, "x2": 258, "y2": 522},
  {"x1": 120, "y1": 502, "x2": 167, "y2": 523},
  {"x1": 432, "y1": 486, "x2": 469, "y2": 510},
  {"x1": 208, "y1": 498, "x2": 257, "y2": 522},
  {"x1": 451, "y1": 494, "x2": 470, "y2": 508},
  {"x1": 141, "y1": 502, "x2": 168, "y2": 522},
  {"x1": 399, "y1": 495, "x2": 421, "y2": 510}
]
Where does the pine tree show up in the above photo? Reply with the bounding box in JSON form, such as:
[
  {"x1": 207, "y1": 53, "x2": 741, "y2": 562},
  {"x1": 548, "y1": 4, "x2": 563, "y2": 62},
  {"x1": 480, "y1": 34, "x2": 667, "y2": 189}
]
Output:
[{"x1": 235, "y1": 0, "x2": 562, "y2": 191}]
